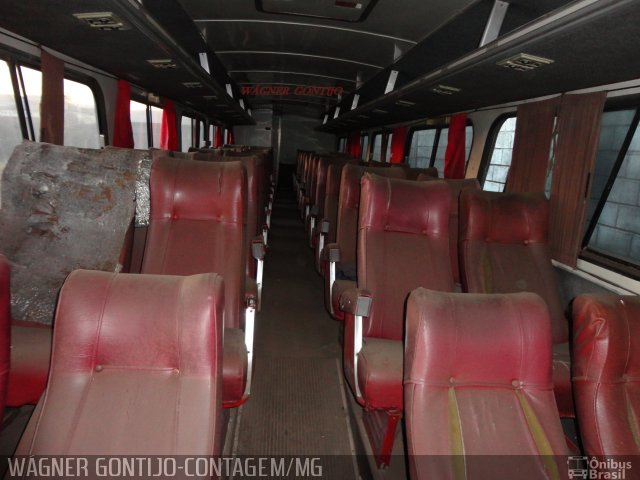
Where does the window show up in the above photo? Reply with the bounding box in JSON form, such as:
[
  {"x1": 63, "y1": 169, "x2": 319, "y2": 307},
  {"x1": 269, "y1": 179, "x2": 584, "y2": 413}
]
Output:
[
  {"x1": 338, "y1": 136, "x2": 346, "y2": 153},
  {"x1": 63, "y1": 78, "x2": 100, "y2": 148},
  {"x1": 130, "y1": 101, "x2": 166, "y2": 149},
  {"x1": 19, "y1": 66, "x2": 42, "y2": 140},
  {"x1": 371, "y1": 133, "x2": 382, "y2": 161},
  {"x1": 582, "y1": 108, "x2": 640, "y2": 267},
  {"x1": 360, "y1": 134, "x2": 369, "y2": 160},
  {"x1": 0, "y1": 58, "x2": 105, "y2": 153},
  {"x1": 407, "y1": 125, "x2": 474, "y2": 173},
  {"x1": 0, "y1": 60, "x2": 23, "y2": 175},
  {"x1": 385, "y1": 133, "x2": 393, "y2": 162},
  {"x1": 130, "y1": 100, "x2": 149, "y2": 148},
  {"x1": 181, "y1": 116, "x2": 194, "y2": 152},
  {"x1": 408, "y1": 129, "x2": 437, "y2": 168},
  {"x1": 150, "y1": 106, "x2": 162, "y2": 148},
  {"x1": 482, "y1": 116, "x2": 516, "y2": 192}
]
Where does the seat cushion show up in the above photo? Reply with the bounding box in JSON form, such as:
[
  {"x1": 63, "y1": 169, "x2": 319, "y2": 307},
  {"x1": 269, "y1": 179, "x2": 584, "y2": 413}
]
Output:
[
  {"x1": 357, "y1": 338, "x2": 403, "y2": 410},
  {"x1": 552, "y1": 342, "x2": 573, "y2": 417},
  {"x1": 7, "y1": 323, "x2": 52, "y2": 406},
  {"x1": 222, "y1": 328, "x2": 247, "y2": 408}
]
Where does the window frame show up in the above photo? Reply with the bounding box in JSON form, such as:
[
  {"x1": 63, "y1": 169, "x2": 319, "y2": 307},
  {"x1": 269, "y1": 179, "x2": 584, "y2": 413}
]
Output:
[
  {"x1": 478, "y1": 113, "x2": 516, "y2": 191},
  {"x1": 0, "y1": 49, "x2": 107, "y2": 145},
  {"x1": 360, "y1": 132, "x2": 369, "y2": 160},
  {"x1": 579, "y1": 104, "x2": 640, "y2": 278},
  {"x1": 406, "y1": 121, "x2": 474, "y2": 171},
  {"x1": 371, "y1": 131, "x2": 384, "y2": 162}
]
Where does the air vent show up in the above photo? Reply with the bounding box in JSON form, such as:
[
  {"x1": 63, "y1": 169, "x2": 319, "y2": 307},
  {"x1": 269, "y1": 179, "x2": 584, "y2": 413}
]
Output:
[
  {"x1": 147, "y1": 59, "x2": 177, "y2": 69},
  {"x1": 430, "y1": 84, "x2": 461, "y2": 95},
  {"x1": 497, "y1": 53, "x2": 554, "y2": 72},
  {"x1": 396, "y1": 100, "x2": 416, "y2": 107},
  {"x1": 182, "y1": 82, "x2": 202, "y2": 89},
  {"x1": 257, "y1": 0, "x2": 374, "y2": 22},
  {"x1": 73, "y1": 12, "x2": 128, "y2": 31}
]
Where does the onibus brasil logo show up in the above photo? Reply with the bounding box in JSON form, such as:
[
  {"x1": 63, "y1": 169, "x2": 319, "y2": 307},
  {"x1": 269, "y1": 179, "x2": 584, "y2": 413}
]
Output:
[{"x1": 567, "y1": 456, "x2": 633, "y2": 479}]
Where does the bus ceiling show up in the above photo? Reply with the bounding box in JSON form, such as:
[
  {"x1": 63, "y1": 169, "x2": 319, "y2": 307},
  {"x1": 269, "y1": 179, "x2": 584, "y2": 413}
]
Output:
[{"x1": 0, "y1": 1, "x2": 639, "y2": 130}]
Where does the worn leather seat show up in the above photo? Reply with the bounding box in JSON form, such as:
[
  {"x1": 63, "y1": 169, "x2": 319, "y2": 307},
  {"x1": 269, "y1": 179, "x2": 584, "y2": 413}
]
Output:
[
  {"x1": 417, "y1": 176, "x2": 480, "y2": 284},
  {"x1": 0, "y1": 256, "x2": 9, "y2": 418},
  {"x1": 572, "y1": 294, "x2": 640, "y2": 456},
  {"x1": 323, "y1": 164, "x2": 407, "y2": 320},
  {"x1": 405, "y1": 288, "x2": 568, "y2": 479},
  {"x1": 15, "y1": 270, "x2": 224, "y2": 455},
  {"x1": 459, "y1": 189, "x2": 573, "y2": 417},
  {"x1": 339, "y1": 174, "x2": 454, "y2": 467},
  {"x1": 142, "y1": 156, "x2": 255, "y2": 407},
  {"x1": 307, "y1": 155, "x2": 351, "y2": 249}
]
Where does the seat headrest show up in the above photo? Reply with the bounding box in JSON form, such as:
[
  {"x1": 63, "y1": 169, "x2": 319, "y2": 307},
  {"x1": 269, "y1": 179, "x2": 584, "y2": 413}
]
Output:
[
  {"x1": 405, "y1": 288, "x2": 553, "y2": 388},
  {"x1": 573, "y1": 294, "x2": 640, "y2": 382},
  {"x1": 360, "y1": 174, "x2": 451, "y2": 236},
  {"x1": 150, "y1": 156, "x2": 246, "y2": 224},
  {"x1": 53, "y1": 270, "x2": 224, "y2": 373},
  {"x1": 341, "y1": 164, "x2": 407, "y2": 209},
  {"x1": 460, "y1": 189, "x2": 548, "y2": 244}
]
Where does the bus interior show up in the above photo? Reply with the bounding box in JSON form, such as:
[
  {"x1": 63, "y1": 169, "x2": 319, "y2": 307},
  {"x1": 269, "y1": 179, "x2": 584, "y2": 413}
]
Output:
[{"x1": 0, "y1": 0, "x2": 639, "y2": 478}]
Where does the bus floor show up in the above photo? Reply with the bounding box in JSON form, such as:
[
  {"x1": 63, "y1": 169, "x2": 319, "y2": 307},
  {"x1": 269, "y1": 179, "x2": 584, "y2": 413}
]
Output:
[{"x1": 224, "y1": 165, "x2": 362, "y2": 478}]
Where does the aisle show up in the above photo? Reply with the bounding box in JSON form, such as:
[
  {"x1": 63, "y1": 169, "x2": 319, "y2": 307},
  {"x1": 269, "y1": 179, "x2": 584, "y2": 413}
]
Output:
[{"x1": 230, "y1": 165, "x2": 358, "y2": 478}]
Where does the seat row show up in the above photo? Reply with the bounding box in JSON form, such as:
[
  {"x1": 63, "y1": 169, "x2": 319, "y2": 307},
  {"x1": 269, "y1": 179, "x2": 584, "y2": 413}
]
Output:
[
  {"x1": 293, "y1": 151, "x2": 639, "y2": 475},
  {"x1": 1, "y1": 142, "x2": 275, "y2": 455}
]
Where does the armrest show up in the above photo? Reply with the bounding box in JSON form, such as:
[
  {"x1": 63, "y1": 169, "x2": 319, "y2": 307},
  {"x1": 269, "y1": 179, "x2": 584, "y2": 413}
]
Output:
[
  {"x1": 252, "y1": 236, "x2": 266, "y2": 261},
  {"x1": 341, "y1": 287, "x2": 372, "y2": 403},
  {"x1": 309, "y1": 205, "x2": 320, "y2": 217},
  {"x1": 339, "y1": 288, "x2": 372, "y2": 316},
  {"x1": 322, "y1": 242, "x2": 341, "y2": 263},
  {"x1": 245, "y1": 277, "x2": 258, "y2": 309},
  {"x1": 243, "y1": 279, "x2": 258, "y2": 403},
  {"x1": 315, "y1": 219, "x2": 330, "y2": 273}
]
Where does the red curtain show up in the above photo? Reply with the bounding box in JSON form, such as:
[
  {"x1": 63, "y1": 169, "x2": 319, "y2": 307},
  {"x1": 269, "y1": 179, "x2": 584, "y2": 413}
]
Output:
[
  {"x1": 213, "y1": 126, "x2": 223, "y2": 148},
  {"x1": 389, "y1": 126, "x2": 408, "y2": 163},
  {"x1": 226, "y1": 128, "x2": 234, "y2": 145},
  {"x1": 346, "y1": 131, "x2": 361, "y2": 158},
  {"x1": 112, "y1": 80, "x2": 134, "y2": 148},
  {"x1": 443, "y1": 113, "x2": 467, "y2": 178},
  {"x1": 160, "y1": 100, "x2": 178, "y2": 151}
]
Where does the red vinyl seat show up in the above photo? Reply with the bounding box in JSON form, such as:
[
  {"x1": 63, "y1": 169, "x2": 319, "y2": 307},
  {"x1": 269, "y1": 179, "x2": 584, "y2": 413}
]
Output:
[
  {"x1": 142, "y1": 156, "x2": 255, "y2": 407},
  {"x1": 0, "y1": 255, "x2": 9, "y2": 419},
  {"x1": 416, "y1": 175, "x2": 480, "y2": 284},
  {"x1": 459, "y1": 189, "x2": 573, "y2": 417},
  {"x1": 306, "y1": 155, "x2": 350, "y2": 249},
  {"x1": 572, "y1": 294, "x2": 640, "y2": 456},
  {"x1": 15, "y1": 270, "x2": 224, "y2": 455},
  {"x1": 339, "y1": 174, "x2": 454, "y2": 467},
  {"x1": 323, "y1": 164, "x2": 407, "y2": 320},
  {"x1": 405, "y1": 288, "x2": 568, "y2": 479}
]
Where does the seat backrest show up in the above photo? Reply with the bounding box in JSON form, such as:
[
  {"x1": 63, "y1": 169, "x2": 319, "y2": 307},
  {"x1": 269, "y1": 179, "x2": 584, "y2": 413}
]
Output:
[
  {"x1": 142, "y1": 156, "x2": 246, "y2": 329},
  {"x1": 405, "y1": 288, "x2": 568, "y2": 478},
  {"x1": 358, "y1": 174, "x2": 454, "y2": 340},
  {"x1": 336, "y1": 164, "x2": 407, "y2": 267},
  {"x1": 17, "y1": 270, "x2": 223, "y2": 455},
  {"x1": 572, "y1": 294, "x2": 640, "y2": 456},
  {"x1": 459, "y1": 189, "x2": 567, "y2": 344},
  {"x1": 221, "y1": 153, "x2": 263, "y2": 278},
  {"x1": 314, "y1": 156, "x2": 349, "y2": 219},
  {"x1": 417, "y1": 175, "x2": 480, "y2": 283}
]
